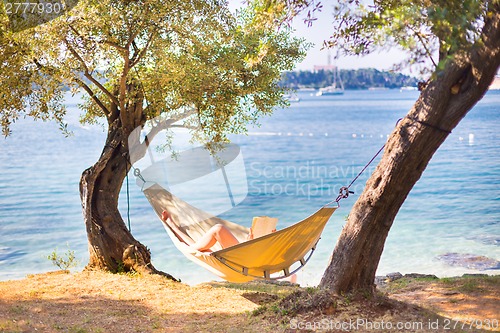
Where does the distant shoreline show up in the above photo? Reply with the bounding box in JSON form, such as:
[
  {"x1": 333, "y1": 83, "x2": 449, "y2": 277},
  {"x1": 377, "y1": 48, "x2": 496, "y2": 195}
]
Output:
[{"x1": 281, "y1": 68, "x2": 418, "y2": 90}]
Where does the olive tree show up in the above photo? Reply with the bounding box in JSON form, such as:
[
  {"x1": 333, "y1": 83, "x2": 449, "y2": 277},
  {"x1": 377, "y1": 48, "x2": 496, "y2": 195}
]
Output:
[
  {"x1": 317, "y1": 0, "x2": 500, "y2": 294},
  {"x1": 254, "y1": 0, "x2": 500, "y2": 294},
  {"x1": 0, "y1": 0, "x2": 306, "y2": 275}
]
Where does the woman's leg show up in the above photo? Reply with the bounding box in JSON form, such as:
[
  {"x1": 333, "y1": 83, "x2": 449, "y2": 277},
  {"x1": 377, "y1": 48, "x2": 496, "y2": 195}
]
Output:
[
  {"x1": 162, "y1": 210, "x2": 239, "y2": 251},
  {"x1": 190, "y1": 224, "x2": 239, "y2": 251}
]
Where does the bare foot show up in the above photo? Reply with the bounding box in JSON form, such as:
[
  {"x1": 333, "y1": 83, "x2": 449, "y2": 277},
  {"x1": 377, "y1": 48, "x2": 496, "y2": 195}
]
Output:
[
  {"x1": 161, "y1": 211, "x2": 180, "y2": 230},
  {"x1": 161, "y1": 210, "x2": 170, "y2": 222}
]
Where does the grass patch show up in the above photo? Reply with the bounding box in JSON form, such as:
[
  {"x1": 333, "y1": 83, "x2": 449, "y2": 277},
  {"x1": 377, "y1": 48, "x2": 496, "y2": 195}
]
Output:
[
  {"x1": 435, "y1": 275, "x2": 500, "y2": 294},
  {"x1": 8, "y1": 305, "x2": 26, "y2": 315},
  {"x1": 440, "y1": 277, "x2": 455, "y2": 284},
  {"x1": 383, "y1": 278, "x2": 410, "y2": 292},
  {"x1": 0, "y1": 320, "x2": 24, "y2": 333},
  {"x1": 457, "y1": 279, "x2": 481, "y2": 293},
  {"x1": 251, "y1": 287, "x2": 339, "y2": 318},
  {"x1": 251, "y1": 305, "x2": 267, "y2": 316},
  {"x1": 207, "y1": 280, "x2": 299, "y2": 295}
]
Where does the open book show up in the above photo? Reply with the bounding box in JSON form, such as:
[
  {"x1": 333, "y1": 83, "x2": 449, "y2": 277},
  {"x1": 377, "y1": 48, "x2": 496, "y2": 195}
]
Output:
[{"x1": 251, "y1": 216, "x2": 278, "y2": 239}]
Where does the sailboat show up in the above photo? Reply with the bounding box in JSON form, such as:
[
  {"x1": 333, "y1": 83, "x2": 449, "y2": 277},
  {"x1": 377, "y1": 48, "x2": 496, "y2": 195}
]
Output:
[
  {"x1": 284, "y1": 93, "x2": 301, "y2": 102},
  {"x1": 316, "y1": 84, "x2": 344, "y2": 96},
  {"x1": 316, "y1": 67, "x2": 344, "y2": 96}
]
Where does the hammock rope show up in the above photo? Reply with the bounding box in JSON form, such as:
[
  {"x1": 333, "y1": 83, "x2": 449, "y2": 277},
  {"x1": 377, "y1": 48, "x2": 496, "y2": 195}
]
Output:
[
  {"x1": 333, "y1": 118, "x2": 404, "y2": 205},
  {"x1": 124, "y1": 157, "x2": 147, "y2": 232},
  {"x1": 334, "y1": 143, "x2": 385, "y2": 205}
]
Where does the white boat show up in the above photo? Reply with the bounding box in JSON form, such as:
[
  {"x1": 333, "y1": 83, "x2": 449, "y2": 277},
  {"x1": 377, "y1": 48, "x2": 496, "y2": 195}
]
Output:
[
  {"x1": 284, "y1": 93, "x2": 301, "y2": 102},
  {"x1": 316, "y1": 85, "x2": 344, "y2": 96},
  {"x1": 369, "y1": 87, "x2": 389, "y2": 91},
  {"x1": 316, "y1": 68, "x2": 344, "y2": 96},
  {"x1": 399, "y1": 86, "x2": 418, "y2": 92}
]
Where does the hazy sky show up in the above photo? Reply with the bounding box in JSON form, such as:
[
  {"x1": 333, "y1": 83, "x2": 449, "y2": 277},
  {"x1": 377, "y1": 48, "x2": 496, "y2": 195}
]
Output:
[
  {"x1": 228, "y1": 1, "x2": 410, "y2": 72},
  {"x1": 290, "y1": 2, "x2": 407, "y2": 71}
]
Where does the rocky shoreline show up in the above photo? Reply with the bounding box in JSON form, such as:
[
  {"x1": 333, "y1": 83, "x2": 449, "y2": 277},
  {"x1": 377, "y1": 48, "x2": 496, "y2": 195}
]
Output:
[{"x1": 375, "y1": 272, "x2": 494, "y2": 287}]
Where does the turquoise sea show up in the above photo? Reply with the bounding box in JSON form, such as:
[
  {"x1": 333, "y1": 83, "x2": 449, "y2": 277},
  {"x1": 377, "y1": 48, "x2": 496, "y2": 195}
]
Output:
[{"x1": 1, "y1": 89, "x2": 499, "y2": 285}]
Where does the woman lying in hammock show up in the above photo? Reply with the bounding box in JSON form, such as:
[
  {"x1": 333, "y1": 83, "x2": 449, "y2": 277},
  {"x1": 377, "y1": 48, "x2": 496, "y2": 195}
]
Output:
[
  {"x1": 161, "y1": 210, "x2": 252, "y2": 252},
  {"x1": 162, "y1": 210, "x2": 296, "y2": 283}
]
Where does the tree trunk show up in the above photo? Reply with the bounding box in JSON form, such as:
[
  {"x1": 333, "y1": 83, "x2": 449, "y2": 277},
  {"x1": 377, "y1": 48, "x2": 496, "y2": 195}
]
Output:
[
  {"x1": 80, "y1": 114, "x2": 176, "y2": 279},
  {"x1": 319, "y1": 9, "x2": 500, "y2": 294}
]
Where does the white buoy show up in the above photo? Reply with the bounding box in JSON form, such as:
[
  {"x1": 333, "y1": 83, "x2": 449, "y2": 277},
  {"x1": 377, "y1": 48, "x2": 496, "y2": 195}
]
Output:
[
  {"x1": 352, "y1": 133, "x2": 357, "y2": 138},
  {"x1": 469, "y1": 133, "x2": 474, "y2": 145}
]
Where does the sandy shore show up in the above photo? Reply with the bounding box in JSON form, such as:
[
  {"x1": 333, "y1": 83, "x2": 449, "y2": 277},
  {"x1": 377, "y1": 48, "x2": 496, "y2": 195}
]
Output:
[{"x1": 0, "y1": 271, "x2": 498, "y2": 332}]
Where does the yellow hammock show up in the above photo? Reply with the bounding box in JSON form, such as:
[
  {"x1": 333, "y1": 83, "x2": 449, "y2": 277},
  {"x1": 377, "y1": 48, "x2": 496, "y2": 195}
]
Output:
[{"x1": 144, "y1": 183, "x2": 336, "y2": 282}]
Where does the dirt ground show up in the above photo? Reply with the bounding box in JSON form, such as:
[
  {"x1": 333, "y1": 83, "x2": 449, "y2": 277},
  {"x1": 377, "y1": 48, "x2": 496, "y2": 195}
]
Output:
[{"x1": 0, "y1": 271, "x2": 498, "y2": 333}]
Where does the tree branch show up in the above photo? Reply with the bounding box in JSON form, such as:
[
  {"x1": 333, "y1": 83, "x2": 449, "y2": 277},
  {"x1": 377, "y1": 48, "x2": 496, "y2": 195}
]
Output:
[
  {"x1": 64, "y1": 39, "x2": 121, "y2": 108},
  {"x1": 129, "y1": 107, "x2": 197, "y2": 163},
  {"x1": 70, "y1": 23, "x2": 128, "y2": 53},
  {"x1": 101, "y1": 39, "x2": 128, "y2": 53},
  {"x1": 170, "y1": 124, "x2": 198, "y2": 129},
  {"x1": 64, "y1": 38, "x2": 89, "y2": 72},
  {"x1": 84, "y1": 73, "x2": 120, "y2": 113},
  {"x1": 73, "y1": 77, "x2": 110, "y2": 117},
  {"x1": 413, "y1": 29, "x2": 437, "y2": 68},
  {"x1": 118, "y1": 58, "x2": 130, "y2": 124},
  {"x1": 31, "y1": 57, "x2": 110, "y2": 117},
  {"x1": 126, "y1": 26, "x2": 142, "y2": 51},
  {"x1": 130, "y1": 31, "x2": 156, "y2": 68},
  {"x1": 446, "y1": 5, "x2": 500, "y2": 119}
]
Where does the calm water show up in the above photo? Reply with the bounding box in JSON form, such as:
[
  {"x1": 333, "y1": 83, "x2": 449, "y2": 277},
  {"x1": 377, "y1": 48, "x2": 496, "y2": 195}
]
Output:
[{"x1": 1, "y1": 89, "x2": 499, "y2": 285}]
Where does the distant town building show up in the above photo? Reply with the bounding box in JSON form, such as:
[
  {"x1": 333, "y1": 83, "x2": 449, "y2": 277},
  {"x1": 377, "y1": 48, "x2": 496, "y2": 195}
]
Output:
[{"x1": 313, "y1": 65, "x2": 337, "y2": 72}]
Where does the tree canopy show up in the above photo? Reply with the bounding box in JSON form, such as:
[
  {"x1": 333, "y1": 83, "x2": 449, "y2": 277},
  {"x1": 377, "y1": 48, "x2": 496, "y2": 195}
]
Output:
[
  {"x1": 325, "y1": 0, "x2": 495, "y2": 75},
  {"x1": 1, "y1": 0, "x2": 306, "y2": 141},
  {"x1": 318, "y1": 0, "x2": 500, "y2": 293}
]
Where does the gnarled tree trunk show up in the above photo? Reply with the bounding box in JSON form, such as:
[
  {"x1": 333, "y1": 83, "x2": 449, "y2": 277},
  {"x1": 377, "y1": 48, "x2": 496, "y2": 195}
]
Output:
[
  {"x1": 320, "y1": 9, "x2": 500, "y2": 294},
  {"x1": 79, "y1": 88, "x2": 176, "y2": 279},
  {"x1": 80, "y1": 119, "x2": 145, "y2": 273}
]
